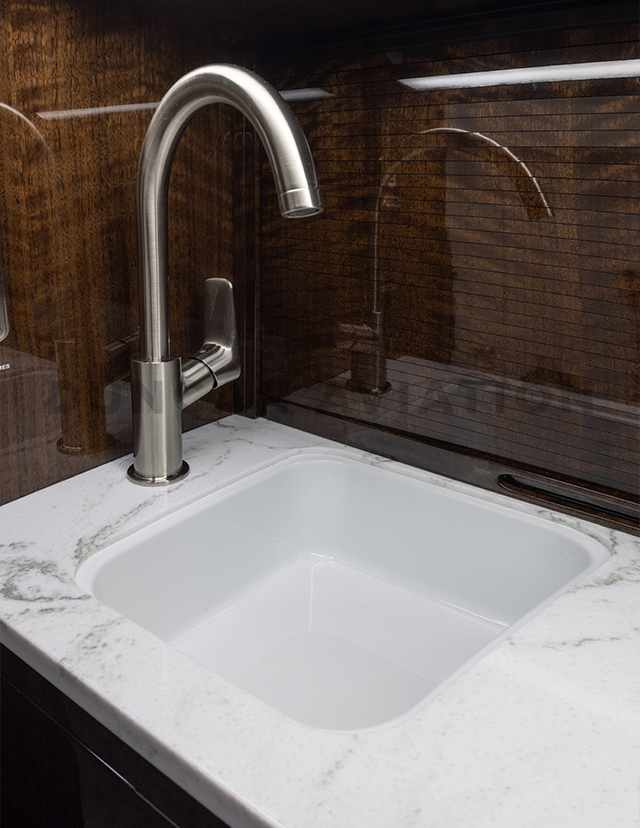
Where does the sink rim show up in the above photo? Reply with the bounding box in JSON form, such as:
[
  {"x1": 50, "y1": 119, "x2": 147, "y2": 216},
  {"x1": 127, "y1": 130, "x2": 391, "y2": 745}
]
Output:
[
  {"x1": 3, "y1": 414, "x2": 635, "y2": 828},
  {"x1": 75, "y1": 445, "x2": 612, "y2": 568},
  {"x1": 74, "y1": 447, "x2": 611, "y2": 732}
]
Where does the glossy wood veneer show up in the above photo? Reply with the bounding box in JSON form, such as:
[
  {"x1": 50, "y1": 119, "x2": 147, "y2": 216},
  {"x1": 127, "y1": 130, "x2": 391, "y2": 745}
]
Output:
[
  {"x1": 259, "y1": 1, "x2": 639, "y2": 501},
  {"x1": 0, "y1": 0, "x2": 252, "y2": 503}
]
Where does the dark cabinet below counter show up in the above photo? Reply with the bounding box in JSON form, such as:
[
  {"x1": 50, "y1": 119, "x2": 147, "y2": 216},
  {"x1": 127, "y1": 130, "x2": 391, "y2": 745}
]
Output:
[{"x1": 0, "y1": 645, "x2": 231, "y2": 828}]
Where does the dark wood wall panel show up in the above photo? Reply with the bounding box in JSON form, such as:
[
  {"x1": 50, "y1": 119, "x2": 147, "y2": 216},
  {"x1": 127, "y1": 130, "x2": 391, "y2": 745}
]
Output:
[
  {"x1": 0, "y1": 0, "x2": 252, "y2": 504},
  {"x1": 259, "y1": 1, "x2": 640, "y2": 502},
  {"x1": 1, "y1": 0, "x2": 638, "y2": 515}
]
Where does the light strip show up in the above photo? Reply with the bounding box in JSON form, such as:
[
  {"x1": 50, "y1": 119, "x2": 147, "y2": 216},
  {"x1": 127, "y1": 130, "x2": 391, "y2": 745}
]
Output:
[
  {"x1": 399, "y1": 58, "x2": 640, "y2": 91},
  {"x1": 279, "y1": 88, "x2": 334, "y2": 101},
  {"x1": 35, "y1": 88, "x2": 333, "y2": 120},
  {"x1": 37, "y1": 101, "x2": 160, "y2": 120}
]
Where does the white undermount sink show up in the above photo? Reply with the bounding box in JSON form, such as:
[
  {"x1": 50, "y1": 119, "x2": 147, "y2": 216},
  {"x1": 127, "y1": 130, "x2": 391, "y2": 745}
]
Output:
[{"x1": 75, "y1": 451, "x2": 610, "y2": 731}]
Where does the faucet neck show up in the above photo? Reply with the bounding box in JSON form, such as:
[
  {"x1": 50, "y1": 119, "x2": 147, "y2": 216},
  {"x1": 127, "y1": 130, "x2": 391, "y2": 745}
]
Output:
[{"x1": 136, "y1": 63, "x2": 322, "y2": 362}]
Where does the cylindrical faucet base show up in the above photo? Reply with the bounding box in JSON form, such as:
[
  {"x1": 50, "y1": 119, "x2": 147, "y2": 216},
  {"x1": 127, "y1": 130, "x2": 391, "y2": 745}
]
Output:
[{"x1": 128, "y1": 356, "x2": 188, "y2": 484}]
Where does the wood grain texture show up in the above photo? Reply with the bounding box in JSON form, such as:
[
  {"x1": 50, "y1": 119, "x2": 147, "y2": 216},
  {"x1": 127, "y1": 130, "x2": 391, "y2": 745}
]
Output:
[
  {"x1": 0, "y1": 0, "x2": 250, "y2": 503},
  {"x1": 259, "y1": 1, "x2": 640, "y2": 499},
  {"x1": 1, "y1": 0, "x2": 638, "y2": 509}
]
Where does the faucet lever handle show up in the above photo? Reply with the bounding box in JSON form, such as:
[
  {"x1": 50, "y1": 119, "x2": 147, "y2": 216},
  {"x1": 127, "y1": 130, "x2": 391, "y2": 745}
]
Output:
[
  {"x1": 203, "y1": 278, "x2": 237, "y2": 350},
  {"x1": 197, "y1": 277, "x2": 241, "y2": 383},
  {"x1": 182, "y1": 278, "x2": 241, "y2": 409}
]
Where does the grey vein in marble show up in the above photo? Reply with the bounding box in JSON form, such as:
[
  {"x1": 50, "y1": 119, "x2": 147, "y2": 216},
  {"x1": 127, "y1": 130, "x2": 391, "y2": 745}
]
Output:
[{"x1": 1, "y1": 416, "x2": 638, "y2": 828}]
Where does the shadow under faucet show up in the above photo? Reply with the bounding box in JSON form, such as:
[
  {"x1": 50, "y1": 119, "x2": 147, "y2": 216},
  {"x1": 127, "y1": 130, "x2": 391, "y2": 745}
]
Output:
[{"x1": 128, "y1": 64, "x2": 323, "y2": 485}]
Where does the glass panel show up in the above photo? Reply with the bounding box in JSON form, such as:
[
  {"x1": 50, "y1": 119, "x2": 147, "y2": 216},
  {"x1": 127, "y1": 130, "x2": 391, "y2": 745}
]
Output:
[{"x1": 261, "y1": 3, "x2": 640, "y2": 498}]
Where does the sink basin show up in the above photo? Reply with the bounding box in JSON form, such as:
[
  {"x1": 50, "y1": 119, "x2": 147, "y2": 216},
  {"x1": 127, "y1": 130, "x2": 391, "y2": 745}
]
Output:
[{"x1": 75, "y1": 451, "x2": 610, "y2": 731}]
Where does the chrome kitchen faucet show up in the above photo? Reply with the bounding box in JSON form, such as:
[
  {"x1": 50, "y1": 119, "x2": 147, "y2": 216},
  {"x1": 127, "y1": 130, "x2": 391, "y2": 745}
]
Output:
[{"x1": 128, "y1": 64, "x2": 323, "y2": 484}]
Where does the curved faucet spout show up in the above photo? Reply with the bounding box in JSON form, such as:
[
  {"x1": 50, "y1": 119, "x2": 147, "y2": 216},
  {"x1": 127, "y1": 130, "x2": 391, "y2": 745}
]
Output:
[
  {"x1": 138, "y1": 63, "x2": 323, "y2": 362},
  {"x1": 129, "y1": 64, "x2": 323, "y2": 485}
]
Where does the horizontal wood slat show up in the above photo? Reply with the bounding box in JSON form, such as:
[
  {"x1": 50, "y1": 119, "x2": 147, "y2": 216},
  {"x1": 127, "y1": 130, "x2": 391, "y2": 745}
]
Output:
[{"x1": 260, "y1": 3, "x2": 640, "y2": 498}]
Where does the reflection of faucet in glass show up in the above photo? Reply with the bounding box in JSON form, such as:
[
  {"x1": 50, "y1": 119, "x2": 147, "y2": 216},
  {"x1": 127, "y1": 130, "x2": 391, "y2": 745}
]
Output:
[
  {"x1": 0, "y1": 104, "x2": 56, "y2": 347},
  {"x1": 421, "y1": 127, "x2": 552, "y2": 219},
  {"x1": 346, "y1": 127, "x2": 552, "y2": 395},
  {"x1": 0, "y1": 223, "x2": 8, "y2": 343},
  {"x1": 128, "y1": 64, "x2": 323, "y2": 485},
  {"x1": 342, "y1": 169, "x2": 395, "y2": 395},
  {"x1": 1, "y1": 103, "x2": 140, "y2": 454}
]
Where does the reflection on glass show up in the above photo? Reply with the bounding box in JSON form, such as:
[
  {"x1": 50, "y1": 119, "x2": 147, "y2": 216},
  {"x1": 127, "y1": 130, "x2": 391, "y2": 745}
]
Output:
[
  {"x1": 342, "y1": 127, "x2": 552, "y2": 396},
  {"x1": 36, "y1": 102, "x2": 160, "y2": 120},
  {"x1": 0, "y1": 225, "x2": 9, "y2": 343},
  {"x1": 35, "y1": 90, "x2": 334, "y2": 120},
  {"x1": 265, "y1": 43, "x2": 639, "y2": 499},
  {"x1": 399, "y1": 58, "x2": 640, "y2": 90},
  {"x1": 280, "y1": 88, "x2": 334, "y2": 101}
]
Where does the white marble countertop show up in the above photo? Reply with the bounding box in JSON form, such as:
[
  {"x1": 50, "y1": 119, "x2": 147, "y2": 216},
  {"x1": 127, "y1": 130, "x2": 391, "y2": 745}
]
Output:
[{"x1": 1, "y1": 416, "x2": 639, "y2": 828}]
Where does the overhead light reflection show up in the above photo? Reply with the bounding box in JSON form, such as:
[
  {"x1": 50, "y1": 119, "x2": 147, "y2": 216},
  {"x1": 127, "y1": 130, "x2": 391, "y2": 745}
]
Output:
[
  {"x1": 37, "y1": 102, "x2": 160, "y2": 120},
  {"x1": 399, "y1": 58, "x2": 640, "y2": 91},
  {"x1": 36, "y1": 89, "x2": 334, "y2": 120},
  {"x1": 279, "y1": 88, "x2": 334, "y2": 101},
  {"x1": 1, "y1": 102, "x2": 55, "y2": 155}
]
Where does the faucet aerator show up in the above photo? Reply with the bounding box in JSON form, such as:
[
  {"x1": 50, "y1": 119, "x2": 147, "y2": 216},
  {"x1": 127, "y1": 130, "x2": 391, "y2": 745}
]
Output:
[{"x1": 279, "y1": 187, "x2": 323, "y2": 218}]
